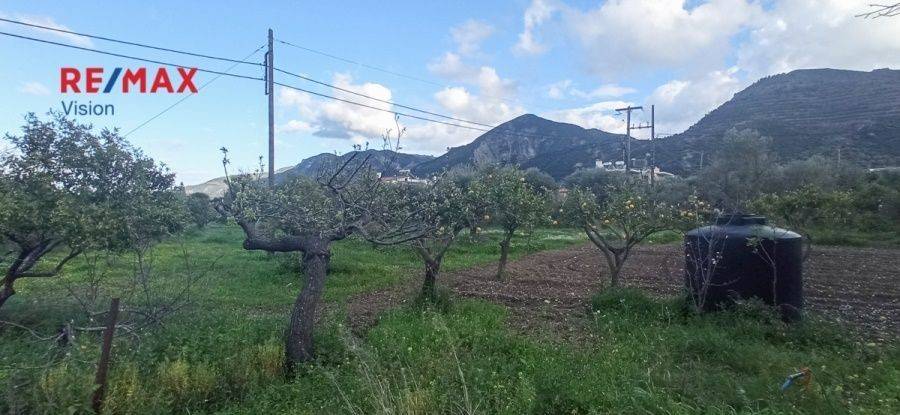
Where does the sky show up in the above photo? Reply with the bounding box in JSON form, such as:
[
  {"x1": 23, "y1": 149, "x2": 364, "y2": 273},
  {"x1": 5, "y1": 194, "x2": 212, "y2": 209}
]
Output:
[{"x1": 1, "y1": 0, "x2": 899, "y2": 185}]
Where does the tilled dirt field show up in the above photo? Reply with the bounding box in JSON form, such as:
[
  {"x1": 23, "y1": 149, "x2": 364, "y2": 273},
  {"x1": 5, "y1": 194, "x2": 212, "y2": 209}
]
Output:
[{"x1": 347, "y1": 244, "x2": 899, "y2": 342}]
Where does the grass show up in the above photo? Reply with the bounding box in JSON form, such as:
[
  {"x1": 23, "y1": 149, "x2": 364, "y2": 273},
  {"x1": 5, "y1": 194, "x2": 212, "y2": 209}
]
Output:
[{"x1": 0, "y1": 224, "x2": 897, "y2": 414}]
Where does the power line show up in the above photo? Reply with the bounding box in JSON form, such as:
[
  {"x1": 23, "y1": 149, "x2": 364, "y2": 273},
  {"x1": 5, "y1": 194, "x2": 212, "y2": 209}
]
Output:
[
  {"x1": 0, "y1": 16, "x2": 263, "y2": 67},
  {"x1": 0, "y1": 31, "x2": 264, "y2": 81},
  {"x1": 276, "y1": 37, "x2": 538, "y2": 111},
  {"x1": 0, "y1": 30, "x2": 560, "y2": 142},
  {"x1": 123, "y1": 44, "x2": 266, "y2": 138},
  {"x1": 271, "y1": 80, "x2": 491, "y2": 132},
  {"x1": 0, "y1": 21, "x2": 551, "y2": 139},
  {"x1": 274, "y1": 67, "x2": 495, "y2": 128},
  {"x1": 277, "y1": 39, "x2": 443, "y2": 87}
]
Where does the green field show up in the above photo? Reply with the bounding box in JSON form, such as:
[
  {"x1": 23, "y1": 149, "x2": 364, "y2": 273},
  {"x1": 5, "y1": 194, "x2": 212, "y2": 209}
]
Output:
[{"x1": 1, "y1": 225, "x2": 897, "y2": 414}]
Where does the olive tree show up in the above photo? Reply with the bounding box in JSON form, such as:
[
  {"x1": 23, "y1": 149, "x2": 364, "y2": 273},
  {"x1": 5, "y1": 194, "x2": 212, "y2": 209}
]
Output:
[
  {"x1": 221, "y1": 150, "x2": 414, "y2": 368},
  {"x1": 0, "y1": 113, "x2": 185, "y2": 310},
  {"x1": 698, "y1": 128, "x2": 775, "y2": 212},
  {"x1": 564, "y1": 181, "x2": 686, "y2": 287},
  {"x1": 472, "y1": 166, "x2": 549, "y2": 280}
]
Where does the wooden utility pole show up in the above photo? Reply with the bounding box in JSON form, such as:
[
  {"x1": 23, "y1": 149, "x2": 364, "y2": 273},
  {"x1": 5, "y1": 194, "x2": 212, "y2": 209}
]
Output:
[
  {"x1": 266, "y1": 29, "x2": 275, "y2": 188},
  {"x1": 649, "y1": 105, "x2": 655, "y2": 185},
  {"x1": 91, "y1": 298, "x2": 120, "y2": 414},
  {"x1": 615, "y1": 105, "x2": 642, "y2": 172}
]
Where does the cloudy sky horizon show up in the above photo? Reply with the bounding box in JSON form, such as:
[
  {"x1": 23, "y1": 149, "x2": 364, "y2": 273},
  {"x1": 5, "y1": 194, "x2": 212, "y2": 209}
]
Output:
[{"x1": 2, "y1": 0, "x2": 899, "y2": 184}]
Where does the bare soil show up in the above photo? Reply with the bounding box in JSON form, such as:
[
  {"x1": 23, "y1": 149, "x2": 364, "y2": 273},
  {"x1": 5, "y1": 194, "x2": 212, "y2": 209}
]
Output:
[{"x1": 347, "y1": 244, "x2": 899, "y2": 342}]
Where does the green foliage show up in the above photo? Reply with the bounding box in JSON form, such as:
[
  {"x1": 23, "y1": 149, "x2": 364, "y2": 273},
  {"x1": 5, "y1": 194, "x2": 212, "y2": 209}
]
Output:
[
  {"x1": 0, "y1": 113, "x2": 185, "y2": 309},
  {"x1": 523, "y1": 167, "x2": 558, "y2": 193},
  {"x1": 563, "y1": 168, "x2": 627, "y2": 201},
  {"x1": 563, "y1": 181, "x2": 697, "y2": 285},
  {"x1": 184, "y1": 192, "x2": 216, "y2": 228},
  {"x1": 0, "y1": 113, "x2": 185, "y2": 253},
  {"x1": 472, "y1": 165, "x2": 549, "y2": 236},
  {"x1": 0, "y1": 225, "x2": 587, "y2": 414},
  {"x1": 751, "y1": 186, "x2": 854, "y2": 235},
  {"x1": 698, "y1": 128, "x2": 775, "y2": 211}
]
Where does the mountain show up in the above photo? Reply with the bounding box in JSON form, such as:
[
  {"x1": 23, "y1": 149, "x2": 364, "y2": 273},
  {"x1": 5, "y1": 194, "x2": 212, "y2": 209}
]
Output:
[
  {"x1": 185, "y1": 150, "x2": 432, "y2": 197},
  {"x1": 413, "y1": 114, "x2": 626, "y2": 179},
  {"x1": 654, "y1": 68, "x2": 900, "y2": 173},
  {"x1": 276, "y1": 149, "x2": 433, "y2": 183},
  {"x1": 416, "y1": 68, "x2": 900, "y2": 178}
]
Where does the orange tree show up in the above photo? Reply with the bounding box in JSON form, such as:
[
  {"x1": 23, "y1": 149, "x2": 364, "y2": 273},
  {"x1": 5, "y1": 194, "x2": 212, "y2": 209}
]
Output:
[
  {"x1": 0, "y1": 114, "x2": 184, "y2": 311},
  {"x1": 363, "y1": 175, "x2": 472, "y2": 302},
  {"x1": 564, "y1": 180, "x2": 691, "y2": 287},
  {"x1": 471, "y1": 166, "x2": 549, "y2": 280}
]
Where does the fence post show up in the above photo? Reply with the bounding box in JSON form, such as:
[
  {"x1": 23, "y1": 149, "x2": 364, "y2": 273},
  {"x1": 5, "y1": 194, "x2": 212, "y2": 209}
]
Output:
[{"x1": 91, "y1": 297, "x2": 120, "y2": 414}]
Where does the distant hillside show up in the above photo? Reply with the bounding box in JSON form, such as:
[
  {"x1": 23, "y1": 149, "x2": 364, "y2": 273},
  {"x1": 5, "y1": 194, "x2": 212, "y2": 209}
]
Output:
[
  {"x1": 413, "y1": 114, "x2": 626, "y2": 179},
  {"x1": 655, "y1": 68, "x2": 900, "y2": 173},
  {"x1": 417, "y1": 68, "x2": 900, "y2": 178},
  {"x1": 276, "y1": 149, "x2": 433, "y2": 183},
  {"x1": 185, "y1": 150, "x2": 432, "y2": 197},
  {"x1": 188, "y1": 68, "x2": 900, "y2": 189}
]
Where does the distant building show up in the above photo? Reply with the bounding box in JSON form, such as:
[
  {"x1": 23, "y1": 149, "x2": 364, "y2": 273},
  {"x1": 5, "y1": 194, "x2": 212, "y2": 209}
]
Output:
[
  {"x1": 379, "y1": 168, "x2": 429, "y2": 185},
  {"x1": 594, "y1": 158, "x2": 676, "y2": 182}
]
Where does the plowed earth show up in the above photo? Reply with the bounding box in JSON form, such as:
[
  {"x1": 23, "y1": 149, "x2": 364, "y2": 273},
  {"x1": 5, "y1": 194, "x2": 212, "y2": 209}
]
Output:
[{"x1": 347, "y1": 244, "x2": 899, "y2": 342}]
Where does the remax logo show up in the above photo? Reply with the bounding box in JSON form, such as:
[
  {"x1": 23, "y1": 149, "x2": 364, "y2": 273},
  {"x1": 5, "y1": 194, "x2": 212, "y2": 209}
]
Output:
[{"x1": 60, "y1": 67, "x2": 198, "y2": 93}]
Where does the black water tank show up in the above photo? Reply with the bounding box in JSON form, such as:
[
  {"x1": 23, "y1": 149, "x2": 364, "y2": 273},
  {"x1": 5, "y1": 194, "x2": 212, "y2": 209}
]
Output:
[{"x1": 684, "y1": 214, "x2": 803, "y2": 320}]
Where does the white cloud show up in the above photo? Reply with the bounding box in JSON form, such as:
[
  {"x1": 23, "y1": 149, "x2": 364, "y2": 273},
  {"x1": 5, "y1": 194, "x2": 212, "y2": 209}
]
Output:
[
  {"x1": 541, "y1": 100, "x2": 632, "y2": 134},
  {"x1": 547, "y1": 80, "x2": 636, "y2": 99},
  {"x1": 403, "y1": 85, "x2": 525, "y2": 153},
  {"x1": 427, "y1": 52, "x2": 475, "y2": 81},
  {"x1": 514, "y1": 0, "x2": 558, "y2": 55},
  {"x1": 277, "y1": 73, "x2": 397, "y2": 141},
  {"x1": 736, "y1": 0, "x2": 900, "y2": 79},
  {"x1": 564, "y1": 0, "x2": 762, "y2": 77},
  {"x1": 276, "y1": 119, "x2": 315, "y2": 134},
  {"x1": 546, "y1": 80, "x2": 573, "y2": 99},
  {"x1": 18, "y1": 81, "x2": 50, "y2": 96},
  {"x1": 0, "y1": 13, "x2": 95, "y2": 47},
  {"x1": 450, "y1": 19, "x2": 494, "y2": 55},
  {"x1": 647, "y1": 67, "x2": 744, "y2": 134}
]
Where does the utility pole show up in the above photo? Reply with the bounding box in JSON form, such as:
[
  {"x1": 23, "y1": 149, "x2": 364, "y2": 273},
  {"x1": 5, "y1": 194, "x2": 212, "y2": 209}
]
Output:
[
  {"x1": 266, "y1": 29, "x2": 275, "y2": 188},
  {"x1": 615, "y1": 105, "x2": 642, "y2": 173},
  {"x1": 649, "y1": 105, "x2": 655, "y2": 185}
]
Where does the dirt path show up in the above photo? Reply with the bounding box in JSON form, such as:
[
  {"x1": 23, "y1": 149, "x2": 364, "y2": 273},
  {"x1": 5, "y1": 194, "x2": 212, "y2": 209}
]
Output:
[{"x1": 347, "y1": 243, "x2": 899, "y2": 342}]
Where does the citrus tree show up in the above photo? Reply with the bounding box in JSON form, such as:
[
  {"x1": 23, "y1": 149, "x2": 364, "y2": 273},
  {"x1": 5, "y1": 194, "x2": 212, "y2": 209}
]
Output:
[
  {"x1": 363, "y1": 176, "x2": 470, "y2": 302},
  {"x1": 750, "y1": 186, "x2": 854, "y2": 260},
  {"x1": 472, "y1": 166, "x2": 549, "y2": 280},
  {"x1": 564, "y1": 182, "x2": 687, "y2": 287},
  {"x1": 0, "y1": 113, "x2": 185, "y2": 311}
]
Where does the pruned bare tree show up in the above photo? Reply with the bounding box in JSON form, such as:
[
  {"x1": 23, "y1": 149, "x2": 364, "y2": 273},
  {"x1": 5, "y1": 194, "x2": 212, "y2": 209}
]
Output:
[
  {"x1": 858, "y1": 3, "x2": 900, "y2": 18},
  {"x1": 219, "y1": 148, "x2": 422, "y2": 369}
]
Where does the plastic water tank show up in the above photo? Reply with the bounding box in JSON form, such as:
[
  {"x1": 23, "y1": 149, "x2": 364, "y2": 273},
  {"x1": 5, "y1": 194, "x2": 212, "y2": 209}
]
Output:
[{"x1": 684, "y1": 214, "x2": 803, "y2": 320}]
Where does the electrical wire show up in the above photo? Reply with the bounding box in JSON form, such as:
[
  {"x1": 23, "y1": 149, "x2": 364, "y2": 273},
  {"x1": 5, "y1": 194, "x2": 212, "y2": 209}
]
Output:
[
  {"x1": 123, "y1": 44, "x2": 267, "y2": 138},
  {"x1": 0, "y1": 30, "x2": 561, "y2": 142},
  {"x1": 274, "y1": 67, "x2": 495, "y2": 128},
  {"x1": 0, "y1": 31, "x2": 264, "y2": 81},
  {"x1": 276, "y1": 37, "x2": 538, "y2": 111},
  {"x1": 277, "y1": 39, "x2": 442, "y2": 87},
  {"x1": 0, "y1": 16, "x2": 263, "y2": 66}
]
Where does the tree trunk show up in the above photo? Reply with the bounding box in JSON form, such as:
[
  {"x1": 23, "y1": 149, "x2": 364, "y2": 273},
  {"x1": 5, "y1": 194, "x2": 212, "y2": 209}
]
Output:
[
  {"x1": 602, "y1": 252, "x2": 625, "y2": 288},
  {"x1": 285, "y1": 248, "x2": 330, "y2": 370},
  {"x1": 496, "y1": 233, "x2": 512, "y2": 280},
  {"x1": 421, "y1": 259, "x2": 440, "y2": 301},
  {"x1": 0, "y1": 277, "x2": 15, "y2": 310}
]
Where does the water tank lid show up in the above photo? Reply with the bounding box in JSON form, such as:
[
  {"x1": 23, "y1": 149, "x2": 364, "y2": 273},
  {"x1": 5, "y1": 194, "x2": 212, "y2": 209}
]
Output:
[{"x1": 715, "y1": 214, "x2": 767, "y2": 226}]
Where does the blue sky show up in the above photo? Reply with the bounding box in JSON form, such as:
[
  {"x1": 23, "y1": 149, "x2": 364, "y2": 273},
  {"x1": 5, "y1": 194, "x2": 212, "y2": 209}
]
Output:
[{"x1": 1, "y1": 0, "x2": 898, "y2": 184}]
